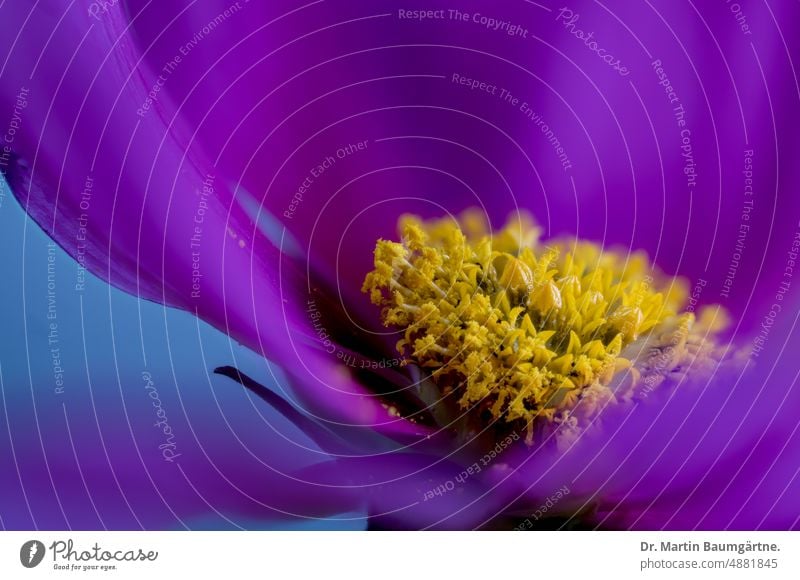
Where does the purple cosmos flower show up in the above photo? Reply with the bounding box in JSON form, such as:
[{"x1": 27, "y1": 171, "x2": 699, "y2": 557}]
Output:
[{"x1": 1, "y1": 0, "x2": 799, "y2": 530}]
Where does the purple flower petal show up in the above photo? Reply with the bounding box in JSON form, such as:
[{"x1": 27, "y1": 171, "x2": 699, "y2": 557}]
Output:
[
  {"x1": 111, "y1": 0, "x2": 800, "y2": 328},
  {"x1": 1, "y1": 1, "x2": 423, "y2": 435},
  {"x1": 0, "y1": 384, "x2": 363, "y2": 529}
]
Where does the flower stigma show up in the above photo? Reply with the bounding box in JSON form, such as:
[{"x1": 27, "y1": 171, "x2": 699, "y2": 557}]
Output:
[{"x1": 362, "y1": 210, "x2": 731, "y2": 447}]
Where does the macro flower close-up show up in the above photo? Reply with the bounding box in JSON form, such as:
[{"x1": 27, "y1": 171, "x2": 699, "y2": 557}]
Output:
[{"x1": 1, "y1": 0, "x2": 799, "y2": 537}]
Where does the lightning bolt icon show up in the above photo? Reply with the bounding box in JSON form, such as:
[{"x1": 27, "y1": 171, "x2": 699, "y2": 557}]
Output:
[{"x1": 28, "y1": 543, "x2": 39, "y2": 564}]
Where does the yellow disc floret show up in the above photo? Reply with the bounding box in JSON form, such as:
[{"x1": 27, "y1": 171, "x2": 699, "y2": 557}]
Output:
[{"x1": 362, "y1": 211, "x2": 730, "y2": 446}]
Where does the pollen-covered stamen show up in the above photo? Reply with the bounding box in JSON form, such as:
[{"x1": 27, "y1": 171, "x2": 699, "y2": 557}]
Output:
[{"x1": 362, "y1": 211, "x2": 730, "y2": 446}]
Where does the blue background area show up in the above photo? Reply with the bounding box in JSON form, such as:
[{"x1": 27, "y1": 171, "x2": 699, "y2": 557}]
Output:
[{"x1": 0, "y1": 176, "x2": 361, "y2": 530}]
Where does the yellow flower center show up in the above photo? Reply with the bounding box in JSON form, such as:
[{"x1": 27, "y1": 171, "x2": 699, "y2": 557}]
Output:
[{"x1": 362, "y1": 210, "x2": 729, "y2": 446}]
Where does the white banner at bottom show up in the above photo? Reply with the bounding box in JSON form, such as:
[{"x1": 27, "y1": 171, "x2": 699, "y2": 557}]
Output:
[{"x1": 1, "y1": 531, "x2": 798, "y2": 579}]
